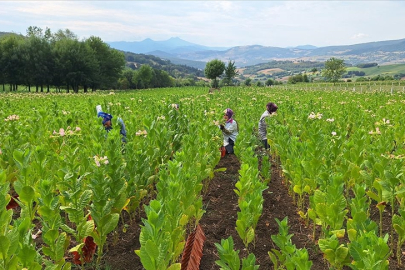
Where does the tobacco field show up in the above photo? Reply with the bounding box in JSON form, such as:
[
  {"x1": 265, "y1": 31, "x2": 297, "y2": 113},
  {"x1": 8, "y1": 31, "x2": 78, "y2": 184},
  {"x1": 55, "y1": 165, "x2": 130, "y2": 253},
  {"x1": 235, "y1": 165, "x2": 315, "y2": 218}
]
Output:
[{"x1": 1, "y1": 84, "x2": 405, "y2": 269}]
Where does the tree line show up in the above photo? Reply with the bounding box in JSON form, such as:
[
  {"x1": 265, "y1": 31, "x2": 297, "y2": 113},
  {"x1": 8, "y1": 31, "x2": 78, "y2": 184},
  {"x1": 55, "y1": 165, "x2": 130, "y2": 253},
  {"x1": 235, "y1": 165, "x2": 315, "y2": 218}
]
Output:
[
  {"x1": 0, "y1": 27, "x2": 126, "y2": 93},
  {"x1": 0, "y1": 27, "x2": 200, "y2": 93}
]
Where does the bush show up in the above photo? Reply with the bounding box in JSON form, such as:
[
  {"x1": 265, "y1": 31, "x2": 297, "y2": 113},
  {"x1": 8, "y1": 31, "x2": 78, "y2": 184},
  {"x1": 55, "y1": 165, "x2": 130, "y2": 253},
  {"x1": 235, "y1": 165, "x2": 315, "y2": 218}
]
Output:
[{"x1": 356, "y1": 63, "x2": 378, "y2": 68}]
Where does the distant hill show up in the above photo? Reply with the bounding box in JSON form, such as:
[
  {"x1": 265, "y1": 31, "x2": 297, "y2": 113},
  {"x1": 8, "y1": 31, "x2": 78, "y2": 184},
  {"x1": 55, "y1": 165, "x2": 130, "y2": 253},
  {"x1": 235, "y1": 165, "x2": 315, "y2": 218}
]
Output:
[
  {"x1": 242, "y1": 60, "x2": 324, "y2": 75},
  {"x1": 297, "y1": 45, "x2": 317, "y2": 50},
  {"x1": 146, "y1": 50, "x2": 206, "y2": 70},
  {"x1": 107, "y1": 37, "x2": 229, "y2": 54},
  {"x1": 346, "y1": 63, "x2": 405, "y2": 78},
  {"x1": 110, "y1": 37, "x2": 405, "y2": 67},
  {"x1": 240, "y1": 60, "x2": 405, "y2": 83},
  {"x1": 3, "y1": 30, "x2": 405, "y2": 80},
  {"x1": 288, "y1": 45, "x2": 318, "y2": 50},
  {"x1": 0, "y1": 31, "x2": 21, "y2": 38},
  {"x1": 123, "y1": 51, "x2": 204, "y2": 78}
]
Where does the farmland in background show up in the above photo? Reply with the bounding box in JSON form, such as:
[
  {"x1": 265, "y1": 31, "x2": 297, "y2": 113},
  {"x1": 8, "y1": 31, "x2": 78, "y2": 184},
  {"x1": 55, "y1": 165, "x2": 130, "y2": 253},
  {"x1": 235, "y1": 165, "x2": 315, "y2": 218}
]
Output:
[{"x1": 346, "y1": 63, "x2": 405, "y2": 77}]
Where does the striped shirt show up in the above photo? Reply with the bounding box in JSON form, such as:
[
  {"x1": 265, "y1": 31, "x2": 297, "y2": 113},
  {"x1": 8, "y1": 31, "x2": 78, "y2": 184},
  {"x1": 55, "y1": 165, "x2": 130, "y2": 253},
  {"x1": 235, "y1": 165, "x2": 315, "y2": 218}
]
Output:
[{"x1": 258, "y1": 111, "x2": 270, "y2": 140}]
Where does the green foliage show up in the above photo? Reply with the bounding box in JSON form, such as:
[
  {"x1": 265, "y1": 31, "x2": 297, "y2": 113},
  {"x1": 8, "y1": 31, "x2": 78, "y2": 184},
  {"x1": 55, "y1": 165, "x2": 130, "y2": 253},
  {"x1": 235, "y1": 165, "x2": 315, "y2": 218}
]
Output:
[
  {"x1": 124, "y1": 51, "x2": 204, "y2": 78},
  {"x1": 204, "y1": 59, "x2": 225, "y2": 88},
  {"x1": 356, "y1": 63, "x2": 378, "y2": 68},
  {"x1": 265, "y1": 79, "x2": 274, "y2": 86},
  {"x1": 318, "y1": 234, "x2": 350, "y2": 270},
  {"x1": 215, "y1": 237, "x2": 241, "y2": 270},
  {"x1": 287, "y1": 73, "x2": 309, "y2": 84},
  {"x1": 223, "y1": 60, "x2": 238, "y2": 86},
  {"x1": 244, "y1": 78, "x2": 252, "y2": 86},
  {"x1": 214, "y1": 237, "x2": 260, "y2": 270},
  {"x1": 133, "y1": 65, "x2": 154, "y2": 89},
  {"x1": 235, "y1": 160, "x2": 267, "y2": 248},
  {"x1": 269, "y1": 217, "x2": 312, "y2": 270},
  {"x1": 260, "y1": 155, "x2": 271, "y2": 183},
  {"x1": 322, "y1": 57, "x2": 346, "y2": 83},
  {"x1": 3, "y1": 83, "x2": 405, "y2": 269},
  {"x1": 0, "y1": 26, "x2": 125, "y2": 92},
  {"x1": 347, "y1": 63, "x2": 405, "y2": 79},
  {"x1": 348, "y1": 232, "x2": 389, "y2": 270},
  {"x1": 392, "y1": 206, "x2": 405, "y2": 265},
  {"x1": 313, "y1": 176, "x2": 348, "y2": 237}
]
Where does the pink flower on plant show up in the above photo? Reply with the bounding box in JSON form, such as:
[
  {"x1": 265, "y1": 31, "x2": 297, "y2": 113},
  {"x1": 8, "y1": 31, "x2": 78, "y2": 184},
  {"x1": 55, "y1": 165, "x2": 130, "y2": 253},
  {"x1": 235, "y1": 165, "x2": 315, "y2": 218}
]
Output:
[
  {"x1": 93, "y1": 155, "x2": 109, "y2": 167},
  {"x1": 4, "y1": 115, "x2": 20, "y2": 121},
  {"x1": 369, "y1": 127, "x2": 381, "y2": 135},
  {"x1": 308, "y1": 112, "x2": 322, "y2": 120},
  {"x1": 59, "y1": 128, "x2": 65, "y2": 137},
  {"x1": 136, "y1": 130, "x2": 148, "y2": 137}
]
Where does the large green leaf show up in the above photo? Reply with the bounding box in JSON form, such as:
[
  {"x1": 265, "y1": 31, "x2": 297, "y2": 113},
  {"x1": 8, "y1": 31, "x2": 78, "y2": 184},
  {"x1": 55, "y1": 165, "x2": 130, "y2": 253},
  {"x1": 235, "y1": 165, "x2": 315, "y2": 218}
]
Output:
[
  {"x1": 0, "y1": 235, "x2": 10, "y2": 260},
  {"x1": 100, "y1": 213, "x2": 119, "y2": 235},
  {"x1": 78, "y1": 220, "x2": 95, "y2": 239},
  {"x1": 19, "y1": 186, "x2": 35, "y2": 204},
  {"x1": 139, "y1": 240, "x2": 159, "y2": 270}
]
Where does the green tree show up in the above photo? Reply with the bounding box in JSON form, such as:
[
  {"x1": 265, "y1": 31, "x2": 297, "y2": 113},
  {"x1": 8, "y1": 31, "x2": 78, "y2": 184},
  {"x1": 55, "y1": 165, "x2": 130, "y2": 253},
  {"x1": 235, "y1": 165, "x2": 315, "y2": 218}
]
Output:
[
  {"x1": 222, "y1": 60, "x2": 238, "y2": 86},
  {"x1": 322, "y1": 57, "x2": 346, "y2": 84},
  {"x1": 52, "y1": 37, "x2": 97, "y2": 93},
  {"x1": 311, "y1": 67, "x2": 318, "y2": 75},
  {"x1": 133, "y1": 64, "x2": 154, "y2": 89},
  {"x1": 151, "y1": 69, "x2": 175, "y2": 88},
  {"x1": 24, "y1": 34, "x2": 53, "y2": 92},
  {"x1": 265, "y1": 79, "x2": 274, "y2": 86},
  {"x1": 0, "y1": 34, "x2": 26, "y2": 91},
  {"x1": 204, "y1": 59, "x2": 225, "y2": 88},
  {"x1": 244, "y1": 78, "x2": 252, "y2": 86},
  {"x1": 85, "y1": 36, "x2": 125, "y2": 91}
]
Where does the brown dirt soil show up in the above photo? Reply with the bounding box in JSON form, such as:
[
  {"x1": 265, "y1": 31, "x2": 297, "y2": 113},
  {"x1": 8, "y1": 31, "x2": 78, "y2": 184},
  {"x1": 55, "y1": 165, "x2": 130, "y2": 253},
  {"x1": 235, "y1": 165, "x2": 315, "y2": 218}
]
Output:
[
  {"x1": 99, "y1": 150, "x2": 402, "y2": 270},
  {"x1": 100, "y1": 151, "x2": 328, "y2": 270},
  {"x1": 198, "y1": 152, "x2": 328, "y2": 269},
  {"x1": 257, "y1": 68, "x2": 284, "y2": 75}
]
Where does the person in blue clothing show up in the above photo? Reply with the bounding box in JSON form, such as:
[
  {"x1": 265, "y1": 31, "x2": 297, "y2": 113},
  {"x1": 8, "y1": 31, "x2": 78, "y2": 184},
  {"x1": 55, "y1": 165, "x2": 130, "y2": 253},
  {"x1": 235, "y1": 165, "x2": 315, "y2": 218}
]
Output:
[
  {"x1": 219, "y1": 108, "x2": 238, "y2": 154},
  {"x1": 97, "y1": 106, "x2": 127, "y2": 143}
]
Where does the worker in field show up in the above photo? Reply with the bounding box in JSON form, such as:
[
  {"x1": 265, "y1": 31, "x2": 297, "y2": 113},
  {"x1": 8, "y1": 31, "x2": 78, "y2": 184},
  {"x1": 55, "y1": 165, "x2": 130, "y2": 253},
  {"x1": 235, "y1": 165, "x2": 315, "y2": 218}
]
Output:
[
  {"x1": 219, "y1": 108, "x2": 238, "y2": 155},
  {"x1": 258, "y1": 102, "x2": 278, "y2": 150},
  {"x1": 96, "y1": 105, "x2": 127, "y2": 143}
]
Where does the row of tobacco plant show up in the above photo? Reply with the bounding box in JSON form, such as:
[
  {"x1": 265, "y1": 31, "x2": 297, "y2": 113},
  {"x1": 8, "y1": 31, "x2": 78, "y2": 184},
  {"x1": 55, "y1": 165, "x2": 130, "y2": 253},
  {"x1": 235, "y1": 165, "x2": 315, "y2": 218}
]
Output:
[
  {"x1": 2, "y1": 84, "x2": 405, "y2": 269},
  {"x1": 0, "y1": 89, "x2": 209, "y2": 269},
  {"x1": 266, "y1": 88, "x2": 405, "y2": 269}
]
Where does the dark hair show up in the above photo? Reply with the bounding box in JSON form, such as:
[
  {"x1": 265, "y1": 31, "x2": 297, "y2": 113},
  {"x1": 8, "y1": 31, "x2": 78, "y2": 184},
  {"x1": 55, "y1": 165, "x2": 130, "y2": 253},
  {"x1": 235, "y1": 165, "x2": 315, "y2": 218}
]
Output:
[{"x1": 266, "y1": 102, "x2": 278, "y2": 113}]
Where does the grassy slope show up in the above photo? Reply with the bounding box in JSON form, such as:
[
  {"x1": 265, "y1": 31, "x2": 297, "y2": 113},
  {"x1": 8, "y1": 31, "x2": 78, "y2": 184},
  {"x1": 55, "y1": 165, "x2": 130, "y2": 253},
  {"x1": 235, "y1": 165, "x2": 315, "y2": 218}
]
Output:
[{"x1": 346, "y1": 63, "x2": 405, "y2": 76}]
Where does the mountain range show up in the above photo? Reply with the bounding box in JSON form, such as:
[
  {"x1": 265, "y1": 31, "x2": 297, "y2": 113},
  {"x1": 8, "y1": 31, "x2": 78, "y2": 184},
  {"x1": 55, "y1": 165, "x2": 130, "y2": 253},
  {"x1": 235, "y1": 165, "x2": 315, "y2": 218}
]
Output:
[{"x1": 107, "y1": 37, "x2": 405, "y2": 68}]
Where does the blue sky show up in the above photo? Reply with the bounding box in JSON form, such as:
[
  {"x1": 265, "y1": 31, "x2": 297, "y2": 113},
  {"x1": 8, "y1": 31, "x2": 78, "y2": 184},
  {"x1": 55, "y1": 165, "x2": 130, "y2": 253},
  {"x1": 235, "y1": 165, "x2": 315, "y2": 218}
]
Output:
[{"x1": 1, "y1": 1, "x2": 404, "y2": 48}]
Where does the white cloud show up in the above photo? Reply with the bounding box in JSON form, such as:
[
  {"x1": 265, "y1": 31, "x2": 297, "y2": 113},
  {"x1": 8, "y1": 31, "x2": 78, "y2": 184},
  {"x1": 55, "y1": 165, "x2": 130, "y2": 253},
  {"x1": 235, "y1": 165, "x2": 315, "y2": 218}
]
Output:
[
  {"x1": 1, "y1": 1, "x2": 405, "y2": 48},
  {"x1": 351, "y1": 33, "x2": 369, "y2": 40}
]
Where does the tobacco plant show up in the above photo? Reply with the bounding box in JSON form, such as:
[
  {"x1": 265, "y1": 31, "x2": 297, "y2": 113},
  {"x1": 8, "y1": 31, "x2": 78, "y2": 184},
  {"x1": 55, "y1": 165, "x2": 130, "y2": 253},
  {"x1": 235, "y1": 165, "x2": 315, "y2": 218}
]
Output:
[
  {"x1": 392, "y1": 205, "x2": 405, "y2": 265},
  {"x1": 215, "y1": 236, "x2": 259, "y2": 270},
  {"x1": 268, "y1": 217, "x2": 312, "y2": 270},
  {"x1": 318, "y1": 234, "x2": 350, "y2": 270}
]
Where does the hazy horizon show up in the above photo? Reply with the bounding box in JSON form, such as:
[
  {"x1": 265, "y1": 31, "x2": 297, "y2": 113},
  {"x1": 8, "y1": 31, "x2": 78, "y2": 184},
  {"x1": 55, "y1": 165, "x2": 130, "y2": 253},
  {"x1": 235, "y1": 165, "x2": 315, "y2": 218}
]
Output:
[{"x1": 1, "y1": 1, "x2": 404, "y2": 48}]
